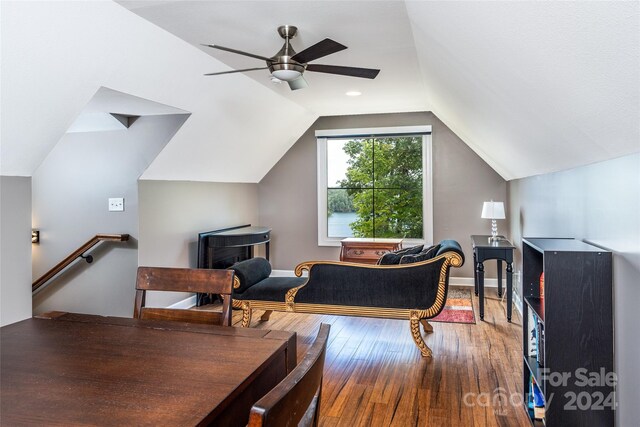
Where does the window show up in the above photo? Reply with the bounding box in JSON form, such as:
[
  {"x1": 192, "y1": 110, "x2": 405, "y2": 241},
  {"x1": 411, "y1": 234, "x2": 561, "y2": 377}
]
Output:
[{"x1": 317, "y1": 126, "x2": 433, "y2": 247}]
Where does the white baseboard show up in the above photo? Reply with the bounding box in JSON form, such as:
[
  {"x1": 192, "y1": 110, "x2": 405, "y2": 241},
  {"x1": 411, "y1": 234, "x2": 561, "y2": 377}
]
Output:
[
  {"x1": 450, "y1": 277, "x2": 502, "y2": 288},
  {"x1": 168, "y1": 295, "x2": 197, "y2": 309}
]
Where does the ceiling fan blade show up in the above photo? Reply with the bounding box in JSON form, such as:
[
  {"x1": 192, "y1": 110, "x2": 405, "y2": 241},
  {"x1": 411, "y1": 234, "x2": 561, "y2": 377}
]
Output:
[
  {"x1": 288, "y1": 76, "x2": 308, "y2": 91},
  {"x1": 306, "y1": 64, "x2": 380, "y2": 79},
  {"x1": 291, "y1": 39, "x2": 347, "y2": 64},
  {"x1": 204, "y1": 67, "x2": 268, "y2": 76},
  {"x1": 202, "y1": 44, "x2": 272, "y2": 62}
]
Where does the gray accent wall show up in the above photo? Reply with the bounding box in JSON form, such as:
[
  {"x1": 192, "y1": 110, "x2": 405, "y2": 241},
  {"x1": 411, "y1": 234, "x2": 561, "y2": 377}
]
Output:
[
  {"x1": 258, "y1": 112, "x2": 507, "y2": 278},
  {"x1": 31, "y1": 115, "x2": 187, "y2": 317},
  {"x1": 508, "y1": 152, "x2": 640, "y2": 427},
  {"x1": 138, "y1": 180, "x2": 259, "y2": 308},
  {"x1": 0, "y1": 176, "x2": 32, "y2": 326}
]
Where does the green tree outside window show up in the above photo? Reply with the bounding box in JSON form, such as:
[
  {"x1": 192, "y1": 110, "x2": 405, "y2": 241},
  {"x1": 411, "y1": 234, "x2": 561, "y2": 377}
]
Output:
[{"x1": 328, "y1": 136, "x2": 423, "y2": 238}]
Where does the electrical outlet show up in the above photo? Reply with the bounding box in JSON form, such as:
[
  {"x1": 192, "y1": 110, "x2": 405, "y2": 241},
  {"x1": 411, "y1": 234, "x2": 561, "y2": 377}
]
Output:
[{"x1": 108, "y1": 197, "x2": 124, "y2": 212}]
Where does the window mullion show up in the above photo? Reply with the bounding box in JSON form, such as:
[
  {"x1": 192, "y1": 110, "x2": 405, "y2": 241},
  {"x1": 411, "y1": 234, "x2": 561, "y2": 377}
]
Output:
[{"x1": 372, "y1": 137, "x2": 376, "y2": 238}]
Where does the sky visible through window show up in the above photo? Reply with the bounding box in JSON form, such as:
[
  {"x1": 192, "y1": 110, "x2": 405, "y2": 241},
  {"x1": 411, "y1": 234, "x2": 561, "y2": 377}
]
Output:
[{"x1": 327, "y1": 139, "x2": 350, "y2": 187}]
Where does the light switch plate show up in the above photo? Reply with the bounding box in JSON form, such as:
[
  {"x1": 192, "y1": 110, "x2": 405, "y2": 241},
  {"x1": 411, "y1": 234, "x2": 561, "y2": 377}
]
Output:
[{"x1": 108, "y1": 197, "x2": 124, "y2": 212}]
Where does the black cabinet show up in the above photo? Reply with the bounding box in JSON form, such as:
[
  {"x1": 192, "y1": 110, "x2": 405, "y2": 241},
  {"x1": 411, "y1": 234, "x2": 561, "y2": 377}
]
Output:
[{"x1": 521, "y1": 238, "x2": 613, "y2": 426}]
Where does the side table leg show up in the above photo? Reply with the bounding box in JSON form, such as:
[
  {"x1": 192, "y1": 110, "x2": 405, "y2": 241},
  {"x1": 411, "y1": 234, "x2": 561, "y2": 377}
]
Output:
[
  {"x1": 497, "y1": 260, "x2": 503, "y2": 298},
  {"x1": 506, "y1": 263, "x2": 513, "y2": 322},
  {"x1": 477, "y1": 261, "x2": 485, "y2": 320},
  {"x1": 473, "y1": 251, "x2": 479, "y2": 296}
]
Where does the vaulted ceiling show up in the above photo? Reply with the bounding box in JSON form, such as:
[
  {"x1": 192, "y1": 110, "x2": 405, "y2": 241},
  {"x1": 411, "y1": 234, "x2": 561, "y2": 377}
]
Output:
[{"x1": 2, "y1": 1, "x2": 638, "y2": 181}]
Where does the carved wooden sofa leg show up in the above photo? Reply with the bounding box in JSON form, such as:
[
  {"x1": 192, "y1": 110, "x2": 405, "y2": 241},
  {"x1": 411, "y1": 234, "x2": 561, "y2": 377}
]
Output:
[
  {"x1": 420, "y1": 319, "x2": 433, "y2": 334},
  {"x1": 260, "y1": 310, "x2": 273, "y2": 321},
  {"x1": 410, "y1": 311, "x2": 433, "y2": 357},
  {"x1": 241, "y1": 302, "x2": 252, "y2": 327}
]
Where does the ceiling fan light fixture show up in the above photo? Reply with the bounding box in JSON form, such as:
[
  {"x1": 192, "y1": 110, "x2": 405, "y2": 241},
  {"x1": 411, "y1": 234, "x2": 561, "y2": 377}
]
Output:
[
  {"x1": 204, "y1": 25, "x2": 380, "y2": 91},
  {"x1": 271, "y1": 69, "x2": 302, "y2": 82},
  {"x1": 268, "y1": 61, "x2": 305, "y2": 82}
]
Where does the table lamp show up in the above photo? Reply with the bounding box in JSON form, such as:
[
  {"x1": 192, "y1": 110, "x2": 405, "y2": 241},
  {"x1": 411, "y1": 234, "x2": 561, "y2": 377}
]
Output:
[{"x1": 481, "y1": 201, "x2": 505, "y2": 242}]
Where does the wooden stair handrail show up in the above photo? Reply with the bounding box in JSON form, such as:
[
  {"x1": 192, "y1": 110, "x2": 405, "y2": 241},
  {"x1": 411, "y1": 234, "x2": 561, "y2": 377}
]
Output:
[{"x1": 32, "y1": 234, "x2": 130, "y2": 293}]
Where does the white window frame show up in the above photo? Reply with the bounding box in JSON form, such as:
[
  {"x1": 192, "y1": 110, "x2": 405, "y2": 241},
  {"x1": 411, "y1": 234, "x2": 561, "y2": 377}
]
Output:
[{"x1": 316, "y1": 125, "x2": 433, "y2": 247}]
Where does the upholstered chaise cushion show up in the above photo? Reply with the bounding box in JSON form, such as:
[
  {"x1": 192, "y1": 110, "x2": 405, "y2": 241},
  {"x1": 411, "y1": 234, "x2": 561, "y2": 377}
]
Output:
[
  {"x1": 377, "y1": 245, "x2": 424, "y2": 265},
  {"x1": 235, "y1": 277, "x2": 307, "y2": 301},
  {"x1": 295, "y1": 257, "x2": 447, "y2": 309},
  {"x1": 229, "y1": 257, "x2": 272, "y2": 293},
  {"x1": 399, "y1": 244, "x2": 441, "y2": 264}
]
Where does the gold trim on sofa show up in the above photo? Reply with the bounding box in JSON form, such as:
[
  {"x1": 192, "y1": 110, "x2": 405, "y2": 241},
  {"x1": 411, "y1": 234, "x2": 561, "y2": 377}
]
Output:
[{"x1": 233, "y1": 276, "x2": 241, "y2": 290}]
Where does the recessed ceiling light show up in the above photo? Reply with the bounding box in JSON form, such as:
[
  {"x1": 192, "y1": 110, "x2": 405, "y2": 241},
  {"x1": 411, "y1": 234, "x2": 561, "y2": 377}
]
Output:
[{"x1": 346, "y1": 91, "x2": 362, "y2": 97}]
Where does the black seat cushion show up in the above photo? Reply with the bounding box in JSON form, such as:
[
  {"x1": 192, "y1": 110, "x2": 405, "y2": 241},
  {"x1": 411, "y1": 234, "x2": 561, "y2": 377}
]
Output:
[
  {"x1": 229, "y1": 257, "x2": 272, "y2": 293},
  {"x1": 377, "y1": 245, "x2": 424, "y2": 265},
  {"x1": 235, "y1": 277, "x2": 307, "y2": 301}
]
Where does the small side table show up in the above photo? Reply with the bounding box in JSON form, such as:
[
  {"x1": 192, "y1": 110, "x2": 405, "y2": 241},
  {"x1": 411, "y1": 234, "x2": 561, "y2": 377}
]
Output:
[
  {"x1": 340, "y1": 238, "x2": 403, "y2": 264},
  {"x1": 470, "y1": 235, "x2": 515, "y2": 322}
]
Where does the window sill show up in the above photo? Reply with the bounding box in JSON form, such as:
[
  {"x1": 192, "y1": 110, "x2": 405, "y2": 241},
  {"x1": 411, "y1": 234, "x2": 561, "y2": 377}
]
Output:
[{"x1": 319, "y1": 238, "x2": 428, "y2": 248}]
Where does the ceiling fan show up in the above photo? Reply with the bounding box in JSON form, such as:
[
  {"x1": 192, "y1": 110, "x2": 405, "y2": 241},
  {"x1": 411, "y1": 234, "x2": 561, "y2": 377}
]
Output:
[{"x1": 203, "y1": 25, "x2": 380, "y2": 90}]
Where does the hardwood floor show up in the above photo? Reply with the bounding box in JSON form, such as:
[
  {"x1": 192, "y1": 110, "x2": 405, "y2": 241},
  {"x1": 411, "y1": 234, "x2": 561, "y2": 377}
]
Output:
[{"x1": 229, "y1": 287, "x2": 531, "y2": 427}]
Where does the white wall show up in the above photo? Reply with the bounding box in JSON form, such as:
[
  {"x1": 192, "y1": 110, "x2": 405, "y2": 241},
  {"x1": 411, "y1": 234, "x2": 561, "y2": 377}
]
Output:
[
  {"x1": 138, "y1": 180, "x2": 259, "y2": 307},
  {"x1": 0, "y1": 176, "x2": 32, "y2": 326},
  {"x1": 32, "y1": 115, "x2": 187, "y2": 317},
  {"x1": 508, "y1": 153, "x2": 640, "y2": 427}
]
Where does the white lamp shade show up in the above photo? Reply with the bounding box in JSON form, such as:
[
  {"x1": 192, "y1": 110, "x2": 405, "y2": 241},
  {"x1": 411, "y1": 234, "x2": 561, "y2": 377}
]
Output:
[{"x1": 481, "y1": 201, "x2": 505, "y2": 219}]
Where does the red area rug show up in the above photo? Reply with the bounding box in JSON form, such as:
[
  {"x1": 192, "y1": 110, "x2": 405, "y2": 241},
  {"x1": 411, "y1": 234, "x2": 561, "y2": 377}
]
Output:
[{"x1": 430, "y1": 288, "x2": 476, "y2": 324}]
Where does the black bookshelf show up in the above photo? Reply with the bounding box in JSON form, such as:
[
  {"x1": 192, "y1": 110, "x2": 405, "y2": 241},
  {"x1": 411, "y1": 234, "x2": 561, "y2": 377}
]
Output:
[{"x1": 521, "y1": 238, "x2": 613, "y2": 427}]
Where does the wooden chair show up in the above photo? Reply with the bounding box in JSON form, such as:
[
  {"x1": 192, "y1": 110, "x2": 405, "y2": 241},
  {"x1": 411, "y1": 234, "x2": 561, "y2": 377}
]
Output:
[
  {"x1": 134, "y1": 266, "x2": 234, "y2": 326},
  {"x1": 248, "y1": 323, "x2": 331, "y2": 427}
]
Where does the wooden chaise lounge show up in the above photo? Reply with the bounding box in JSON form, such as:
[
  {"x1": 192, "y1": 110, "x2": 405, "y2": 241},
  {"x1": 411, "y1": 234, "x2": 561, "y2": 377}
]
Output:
[{"x1": 230, "y1": 240, "x2": 465, "y2": 357}]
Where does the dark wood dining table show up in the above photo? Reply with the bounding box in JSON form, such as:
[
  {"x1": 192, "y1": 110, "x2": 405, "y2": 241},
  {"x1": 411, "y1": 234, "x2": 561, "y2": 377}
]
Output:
[{"x1": 0, "y1": 312, "x2": 296, "y2": 426}]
